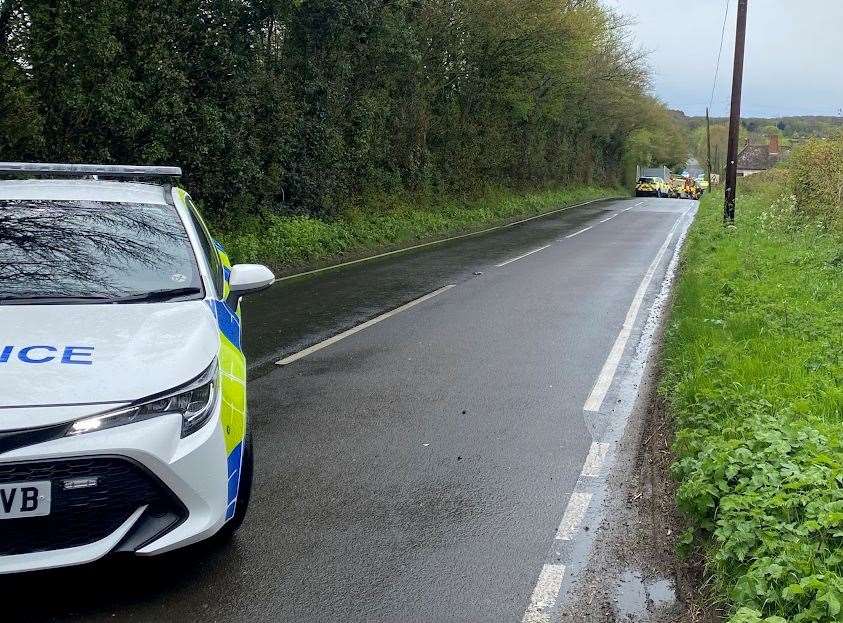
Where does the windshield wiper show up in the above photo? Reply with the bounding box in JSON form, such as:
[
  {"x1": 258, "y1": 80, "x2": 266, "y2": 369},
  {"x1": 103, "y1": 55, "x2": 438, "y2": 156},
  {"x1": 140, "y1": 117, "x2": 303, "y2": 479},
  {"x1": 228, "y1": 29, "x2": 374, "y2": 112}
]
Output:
[
  {"x1": 110, "y1": 287, "x2": 202, "y2": 303},
  {"x1": 0, "y1": 295, "x2": 113, "y2": 305}
]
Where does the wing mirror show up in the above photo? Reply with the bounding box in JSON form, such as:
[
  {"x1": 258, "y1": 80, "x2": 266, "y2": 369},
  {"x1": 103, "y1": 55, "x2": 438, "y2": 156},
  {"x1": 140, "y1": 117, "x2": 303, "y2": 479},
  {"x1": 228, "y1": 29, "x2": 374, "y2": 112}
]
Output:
[{"x1": 226, "y1": 264, "x2": 275, "y2": 307}]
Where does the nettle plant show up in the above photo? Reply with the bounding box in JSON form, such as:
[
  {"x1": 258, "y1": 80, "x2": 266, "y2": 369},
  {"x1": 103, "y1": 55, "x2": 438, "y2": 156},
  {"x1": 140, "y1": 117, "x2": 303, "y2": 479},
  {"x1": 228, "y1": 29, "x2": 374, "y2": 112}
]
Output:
[{"x1": 675, "y1": 401, "x2": 843, "y2": 622}]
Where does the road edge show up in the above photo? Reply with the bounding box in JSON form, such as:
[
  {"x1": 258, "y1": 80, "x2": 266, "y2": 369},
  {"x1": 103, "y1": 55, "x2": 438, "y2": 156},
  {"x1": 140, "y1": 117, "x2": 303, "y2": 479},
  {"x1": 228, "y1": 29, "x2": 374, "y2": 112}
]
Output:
[{"x1": 274, "y1": 196, "x2": 627, "y2": 283}]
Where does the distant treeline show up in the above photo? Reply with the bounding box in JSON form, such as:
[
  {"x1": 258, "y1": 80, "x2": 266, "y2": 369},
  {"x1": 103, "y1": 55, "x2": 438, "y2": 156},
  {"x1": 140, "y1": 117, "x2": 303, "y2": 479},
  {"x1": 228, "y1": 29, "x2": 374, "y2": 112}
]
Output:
[
  {"x1": 675, "y1": 111, "x2": 843, "y2": 139},
  {"x1": 675, "y1": 110, "x2": 843, "y2": 178},
  {"x1": 1, "y1": 0, "x2": 685, "y2": 222}
]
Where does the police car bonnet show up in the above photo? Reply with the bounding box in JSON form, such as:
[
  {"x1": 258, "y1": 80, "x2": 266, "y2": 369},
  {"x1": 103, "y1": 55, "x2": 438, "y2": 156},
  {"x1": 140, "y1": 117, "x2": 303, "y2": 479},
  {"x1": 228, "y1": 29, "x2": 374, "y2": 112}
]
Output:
[{"x1": 0, "y1": 302, "x2": 219, "y2": 408}]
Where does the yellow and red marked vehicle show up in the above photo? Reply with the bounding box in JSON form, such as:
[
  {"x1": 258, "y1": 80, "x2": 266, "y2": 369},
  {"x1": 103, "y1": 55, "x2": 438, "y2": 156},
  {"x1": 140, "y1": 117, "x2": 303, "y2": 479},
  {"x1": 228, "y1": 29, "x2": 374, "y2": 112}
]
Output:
[
  {"x1": 683, "y1": 177, "x2": 703, "y2": 200},
  {"x1": 668, "y1": 177, "x2": 685, "y2": 199}
]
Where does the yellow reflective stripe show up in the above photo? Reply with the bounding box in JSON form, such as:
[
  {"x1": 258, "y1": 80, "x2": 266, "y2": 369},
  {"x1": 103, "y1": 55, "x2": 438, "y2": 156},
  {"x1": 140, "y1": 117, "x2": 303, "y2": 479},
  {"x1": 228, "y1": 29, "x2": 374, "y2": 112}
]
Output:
[{"x1": 219, "y1": 332, "x2": 247, "y2": 455}]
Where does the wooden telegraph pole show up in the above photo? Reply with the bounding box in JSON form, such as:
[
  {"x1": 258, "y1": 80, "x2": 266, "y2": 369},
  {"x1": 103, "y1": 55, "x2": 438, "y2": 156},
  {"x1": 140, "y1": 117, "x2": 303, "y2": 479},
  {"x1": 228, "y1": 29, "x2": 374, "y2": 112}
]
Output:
[
  {"x1": 724, "y1": 0, "x2": 749, "y2": 223},
  {"x1": 706, "y1": 107, "x2": 713, "y2": 189}
]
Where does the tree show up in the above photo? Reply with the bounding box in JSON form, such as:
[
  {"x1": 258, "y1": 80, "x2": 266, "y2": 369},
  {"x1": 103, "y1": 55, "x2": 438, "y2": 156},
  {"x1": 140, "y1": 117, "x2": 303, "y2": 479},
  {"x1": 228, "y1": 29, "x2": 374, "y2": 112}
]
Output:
[{"x1": 1, "y1": 0, "x2": 684, "y2": 221}]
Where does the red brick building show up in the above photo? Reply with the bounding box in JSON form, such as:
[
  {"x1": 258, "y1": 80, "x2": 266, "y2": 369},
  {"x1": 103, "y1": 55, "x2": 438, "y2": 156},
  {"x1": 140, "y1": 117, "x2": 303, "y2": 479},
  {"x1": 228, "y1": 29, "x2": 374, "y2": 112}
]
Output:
[{"x1": 736, "y1": 134, "x2": 782, "y2": 177}]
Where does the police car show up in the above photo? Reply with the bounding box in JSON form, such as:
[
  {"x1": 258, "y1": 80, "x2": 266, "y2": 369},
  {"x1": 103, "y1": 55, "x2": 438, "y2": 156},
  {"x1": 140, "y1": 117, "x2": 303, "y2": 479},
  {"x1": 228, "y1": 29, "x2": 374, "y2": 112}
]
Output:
[
  {"x1": 635, "y1": 176, "x2": 667, "y2": 198},
  {"x1": 0, "y1": 163, "x2": 274, "y2": 573}
]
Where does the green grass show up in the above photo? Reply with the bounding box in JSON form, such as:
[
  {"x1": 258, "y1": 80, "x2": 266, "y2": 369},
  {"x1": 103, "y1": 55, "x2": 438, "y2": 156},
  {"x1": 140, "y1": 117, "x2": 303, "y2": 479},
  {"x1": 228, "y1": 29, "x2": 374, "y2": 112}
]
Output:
[
  {"x1": 662, "y1": 171, "x2": 843, "y2": 622},
  {"x1": 219, "y1": 185, "x2": 621, "y2": 270}
]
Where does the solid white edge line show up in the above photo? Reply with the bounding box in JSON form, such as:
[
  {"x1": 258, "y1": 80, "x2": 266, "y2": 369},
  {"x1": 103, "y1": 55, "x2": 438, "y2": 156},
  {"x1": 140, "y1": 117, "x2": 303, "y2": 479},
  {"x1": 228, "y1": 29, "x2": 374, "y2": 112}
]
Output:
[
  {"x1": 522, "y1": 564, "x2": 567, "y2": 623},
  {"x1": 495, "y1": 244, "x2": 552, "y2": 268},
  {"x1": 276, "y1": 285, "x2": 456, "y2": 365},
  {"x1": 583, "y1": 209, "x2": 688, "y2": 413},
  {"x1": 564, "y1": 226, "x2": 593, "y2": 239},
  {"x1": 555, "y1": 491, "x2": 593, "y2": 541},
  {"x1": 275, "y1": 198, "x2": 626, "y2": 283}
]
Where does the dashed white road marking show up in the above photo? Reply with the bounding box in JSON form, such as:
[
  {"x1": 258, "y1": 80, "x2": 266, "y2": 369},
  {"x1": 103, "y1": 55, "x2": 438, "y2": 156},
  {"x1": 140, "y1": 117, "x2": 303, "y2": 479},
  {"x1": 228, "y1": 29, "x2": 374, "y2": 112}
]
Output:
[
  {"x1": 496, "y1": 245, "x2": 552, "y2": 267},
  {"x1": 522, "y1": 204, "x2": 695, "y2": 623},
  {"x1": 276, "y1": 285, "x2": 456, "y2": 365},
  {"x1": 275, "y1": 198, "x2": 622, "y2": 283},
  {"x1": 564, "y1": 226, "x2": 593, "y2": 239},
  {"x1": 522, "y1": 564, "x2": 567, "y2": 623},
  {"x1": 498, "y1": 199, "x2": 645, "y2": 264},
  {"x1": 555, "y1": 492, "x2": 593, "y2": 541},
  {"x1": 580, "y1": 442, "x2": 610, "y2": 478},
  {"x1": 583, "y1": 209, "x2": 688, "y2": 413}
]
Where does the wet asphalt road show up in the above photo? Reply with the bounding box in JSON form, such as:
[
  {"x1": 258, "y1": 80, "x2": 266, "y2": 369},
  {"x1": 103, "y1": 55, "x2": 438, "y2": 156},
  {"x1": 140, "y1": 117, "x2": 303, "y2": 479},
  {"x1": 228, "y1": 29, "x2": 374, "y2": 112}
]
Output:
[{"x1": 7, "y1": 197, "x2": 693, "y2": 622}]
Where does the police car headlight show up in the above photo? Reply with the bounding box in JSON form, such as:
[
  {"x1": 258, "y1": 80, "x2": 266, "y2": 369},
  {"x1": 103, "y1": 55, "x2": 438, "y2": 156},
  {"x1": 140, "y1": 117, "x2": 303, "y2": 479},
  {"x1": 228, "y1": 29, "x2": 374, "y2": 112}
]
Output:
[{"x1": 67, "y1": 360, "x2": 219, "y2": 439}]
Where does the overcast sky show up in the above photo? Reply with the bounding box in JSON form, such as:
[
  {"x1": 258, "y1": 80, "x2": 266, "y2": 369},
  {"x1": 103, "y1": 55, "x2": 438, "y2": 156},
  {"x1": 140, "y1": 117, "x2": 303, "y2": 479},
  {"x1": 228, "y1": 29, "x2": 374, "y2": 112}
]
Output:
[{"x1": 605, "y1": 0, "x2": 843, "y2": 118}]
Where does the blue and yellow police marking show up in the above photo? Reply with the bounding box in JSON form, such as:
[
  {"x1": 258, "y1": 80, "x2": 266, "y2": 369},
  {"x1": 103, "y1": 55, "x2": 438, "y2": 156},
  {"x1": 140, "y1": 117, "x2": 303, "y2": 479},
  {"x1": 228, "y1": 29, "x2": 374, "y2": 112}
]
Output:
[
  {"x1": 212, "y1": 246, "x2": 247, "y2": 520},
  {"x1": 176, "y1": 189, "x2": 248, "y2": 521}
]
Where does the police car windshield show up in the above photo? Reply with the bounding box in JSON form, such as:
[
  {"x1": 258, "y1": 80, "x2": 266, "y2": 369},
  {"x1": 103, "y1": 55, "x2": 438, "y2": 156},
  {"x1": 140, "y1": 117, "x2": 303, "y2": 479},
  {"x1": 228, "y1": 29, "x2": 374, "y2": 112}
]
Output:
[{"x1": 0, "y1": 199, "x2": 203, "y2": 303}]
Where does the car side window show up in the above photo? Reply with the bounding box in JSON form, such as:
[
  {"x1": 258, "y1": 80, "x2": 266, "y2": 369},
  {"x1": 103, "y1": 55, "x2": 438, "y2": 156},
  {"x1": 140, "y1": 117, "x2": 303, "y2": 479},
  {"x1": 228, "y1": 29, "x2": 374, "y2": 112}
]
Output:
[{"x1": 185, "y1": 197, "x2": 224, "y2": 298}]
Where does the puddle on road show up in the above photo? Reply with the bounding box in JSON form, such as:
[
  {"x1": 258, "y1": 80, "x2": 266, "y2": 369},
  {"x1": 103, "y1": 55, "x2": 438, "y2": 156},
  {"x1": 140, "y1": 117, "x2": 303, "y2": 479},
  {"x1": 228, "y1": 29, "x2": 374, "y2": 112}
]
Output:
[{"x1": 614, "y1": 569, "x2": 677, "y2": 621}]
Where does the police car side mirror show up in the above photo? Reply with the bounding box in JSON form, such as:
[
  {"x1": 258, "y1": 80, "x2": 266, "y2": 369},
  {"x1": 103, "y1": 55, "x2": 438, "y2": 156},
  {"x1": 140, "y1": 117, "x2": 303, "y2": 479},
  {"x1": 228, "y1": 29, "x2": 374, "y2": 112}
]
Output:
[{"x1": 226, "y1": 264, "x2": 275, "y2": 306}]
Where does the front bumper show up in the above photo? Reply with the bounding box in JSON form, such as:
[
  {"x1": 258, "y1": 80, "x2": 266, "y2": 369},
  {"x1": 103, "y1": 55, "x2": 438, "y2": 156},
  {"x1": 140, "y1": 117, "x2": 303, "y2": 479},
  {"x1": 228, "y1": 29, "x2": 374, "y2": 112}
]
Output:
[{"x1": 0, "y1": 402, "x2": 229, "y2": 574}]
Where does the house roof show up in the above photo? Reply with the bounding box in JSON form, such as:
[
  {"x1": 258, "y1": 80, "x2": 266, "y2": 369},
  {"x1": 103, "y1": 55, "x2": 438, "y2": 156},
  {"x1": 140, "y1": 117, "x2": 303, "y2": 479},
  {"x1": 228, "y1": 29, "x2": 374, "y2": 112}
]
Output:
[{"x1": 737, "y1": 143, "x2": 777, "y2": 171}]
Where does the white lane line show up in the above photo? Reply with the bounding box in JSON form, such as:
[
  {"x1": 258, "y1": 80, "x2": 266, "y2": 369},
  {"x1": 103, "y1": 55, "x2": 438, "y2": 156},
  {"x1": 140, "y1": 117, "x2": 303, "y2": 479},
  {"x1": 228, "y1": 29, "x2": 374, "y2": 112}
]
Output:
[
  {"x1": 522, "y1": 564, "x2": 566, "y2": 623},
  {"x1": 495, "y1": 245, "x2": 552, "y2": 267},
  {"x1": 583, "y1": 211, "x2": 687, "y2": 413},
  {"x1": 580, "y1": 442, "x2": 610, "y2": 478},
  {"x1": 555, "y1": 491, "x2": 593, "y2": 541},
  {"x1": 564, "y1": 226, "x2": 593, "y2": 239},
  {"x1": 276, "y1": 285, "x2": 456, "y2": 365},
  {"x1": 275, "y1": 198, "x2": 623, "y2": 283},
  {"x1": 600, "y1": 201, "x2": 642, "y2": 222}
]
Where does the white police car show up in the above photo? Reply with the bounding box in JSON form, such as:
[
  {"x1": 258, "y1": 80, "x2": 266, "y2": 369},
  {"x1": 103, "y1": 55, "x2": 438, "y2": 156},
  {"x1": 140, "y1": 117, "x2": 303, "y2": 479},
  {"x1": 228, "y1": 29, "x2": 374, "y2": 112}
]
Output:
[{"x1": 0, "y1": 163, "x2": 274, "y2": 573}]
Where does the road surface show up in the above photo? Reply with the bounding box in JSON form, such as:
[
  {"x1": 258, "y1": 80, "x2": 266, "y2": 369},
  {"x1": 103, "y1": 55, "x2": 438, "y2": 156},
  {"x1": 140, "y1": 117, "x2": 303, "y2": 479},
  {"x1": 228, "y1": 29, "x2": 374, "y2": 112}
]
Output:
[{"x1": 8, "y1": 197, "x2": 695, "y2": 622}]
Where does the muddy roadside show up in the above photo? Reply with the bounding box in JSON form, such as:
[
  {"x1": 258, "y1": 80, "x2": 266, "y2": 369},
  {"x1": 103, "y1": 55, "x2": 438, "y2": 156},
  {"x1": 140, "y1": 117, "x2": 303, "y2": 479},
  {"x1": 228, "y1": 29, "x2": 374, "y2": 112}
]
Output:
[{"x1": 561, "y1": 355, "x2": 725, "y2": 622}]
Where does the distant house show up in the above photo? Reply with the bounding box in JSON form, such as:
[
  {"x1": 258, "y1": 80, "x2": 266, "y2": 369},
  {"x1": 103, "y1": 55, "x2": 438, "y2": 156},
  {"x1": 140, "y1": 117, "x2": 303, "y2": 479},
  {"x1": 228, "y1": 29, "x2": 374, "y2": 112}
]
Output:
[{"x1": 736, "y1": 134, "x2": 782, "y2": 176}]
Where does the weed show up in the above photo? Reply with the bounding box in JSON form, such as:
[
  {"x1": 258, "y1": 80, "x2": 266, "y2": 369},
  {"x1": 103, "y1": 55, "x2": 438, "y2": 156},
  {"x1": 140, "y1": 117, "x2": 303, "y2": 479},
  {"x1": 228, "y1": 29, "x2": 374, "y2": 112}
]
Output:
[{"x1": 662, "y1": 170, "x2": 843, "y2": 622}]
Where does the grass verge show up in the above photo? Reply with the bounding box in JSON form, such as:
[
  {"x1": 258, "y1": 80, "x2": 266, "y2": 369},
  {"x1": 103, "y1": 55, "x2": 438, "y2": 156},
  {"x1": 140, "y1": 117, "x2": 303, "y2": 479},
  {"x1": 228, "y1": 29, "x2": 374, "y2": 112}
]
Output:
[
  {"x1": 661, "y1": 171, "x2": 843, "y2": 622},
  {"x1": 219, "y1": 185, "x2": 621, "y2": 270}
]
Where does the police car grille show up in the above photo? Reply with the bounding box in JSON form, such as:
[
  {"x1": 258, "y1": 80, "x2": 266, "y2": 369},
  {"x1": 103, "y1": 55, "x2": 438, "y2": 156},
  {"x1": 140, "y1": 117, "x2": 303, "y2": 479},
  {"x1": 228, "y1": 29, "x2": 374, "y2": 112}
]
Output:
[{"x1": 0, "y1": 457, "x2": 185, "y2": 556}]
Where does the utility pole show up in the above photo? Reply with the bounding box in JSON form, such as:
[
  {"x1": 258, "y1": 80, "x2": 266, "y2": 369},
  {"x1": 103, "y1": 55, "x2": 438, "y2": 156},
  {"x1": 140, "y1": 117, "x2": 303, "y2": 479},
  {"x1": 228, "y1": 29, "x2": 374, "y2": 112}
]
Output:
[
  {"x1": 714, "y1": 144, "x2": 720, "y2": 185},
  {"x1": 706, "y1": 107, "x2": 713, "y2": 191},
  {"x1": 724, "y1": 0, "x2": 749, "y2": 223}
]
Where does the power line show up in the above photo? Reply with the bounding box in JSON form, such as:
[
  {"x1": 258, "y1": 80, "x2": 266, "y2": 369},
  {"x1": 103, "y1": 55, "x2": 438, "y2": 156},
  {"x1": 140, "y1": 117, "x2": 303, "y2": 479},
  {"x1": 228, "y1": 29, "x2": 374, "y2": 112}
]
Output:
[{"x1": 709, "y1": 0, "x2": 732, "y2": 112}]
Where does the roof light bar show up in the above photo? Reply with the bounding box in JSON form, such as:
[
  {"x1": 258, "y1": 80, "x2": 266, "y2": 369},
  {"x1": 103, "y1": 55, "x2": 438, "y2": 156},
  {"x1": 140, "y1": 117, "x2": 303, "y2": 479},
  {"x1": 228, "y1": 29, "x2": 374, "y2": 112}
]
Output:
[{"x1": 0, "y1": 162, "x2": 182, "y2": 178}]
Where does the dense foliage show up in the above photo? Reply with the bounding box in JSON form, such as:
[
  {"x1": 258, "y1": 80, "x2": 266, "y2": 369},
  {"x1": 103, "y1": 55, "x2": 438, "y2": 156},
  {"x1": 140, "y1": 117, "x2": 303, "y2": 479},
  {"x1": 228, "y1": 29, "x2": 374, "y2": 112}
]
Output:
[
  {"x1": 788, "y1": 136, "x2": 843, "y2": 229},
  {"x1": 1, "y1": 0, "x2": 683, "y2": 225},
  {"x1": 663, "y1": 141, "x2": 843, "y2": 622}
]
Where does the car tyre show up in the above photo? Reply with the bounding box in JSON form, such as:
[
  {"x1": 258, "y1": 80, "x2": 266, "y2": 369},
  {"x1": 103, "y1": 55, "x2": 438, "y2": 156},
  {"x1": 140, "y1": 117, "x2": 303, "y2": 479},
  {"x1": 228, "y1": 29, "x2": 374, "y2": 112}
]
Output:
[{"x1": 215, "y1": 429, "x2": 254, "y2": 540}]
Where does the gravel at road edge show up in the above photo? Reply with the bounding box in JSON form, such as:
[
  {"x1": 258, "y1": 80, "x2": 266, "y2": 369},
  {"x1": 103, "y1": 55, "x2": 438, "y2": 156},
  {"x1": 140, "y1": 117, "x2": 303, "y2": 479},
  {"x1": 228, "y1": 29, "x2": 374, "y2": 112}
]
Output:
[{"x1": 560, "y1": 349, "x2": 726, "y2": 622}]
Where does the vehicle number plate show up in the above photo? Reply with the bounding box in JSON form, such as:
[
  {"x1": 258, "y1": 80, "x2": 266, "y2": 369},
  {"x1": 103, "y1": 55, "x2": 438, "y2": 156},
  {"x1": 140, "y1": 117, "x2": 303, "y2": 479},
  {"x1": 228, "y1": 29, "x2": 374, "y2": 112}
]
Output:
[{"x1": 0, "y1": 481, "x2": 51, "y2": 519}]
